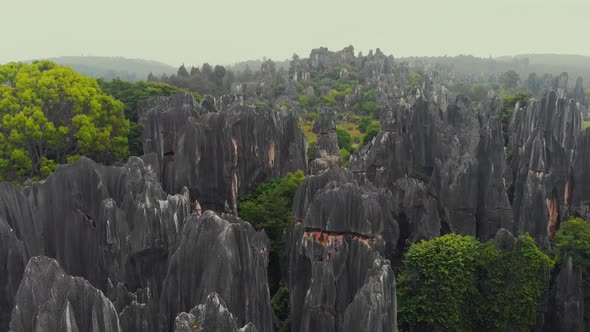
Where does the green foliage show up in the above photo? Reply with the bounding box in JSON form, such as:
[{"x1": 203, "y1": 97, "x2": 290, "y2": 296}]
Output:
[
  {"x1": 238, "y1": 170, "x2": 305, "y2": 293},
  {"x1": 398, "y1": 234, "x2": 481, "y2": 331},
  {"x1": 98, "y1": 78, "x2": 185, "y2": 156},
  {"x1": 499, "y1": 70, "x2": 520, "y2": 91},
  {"x1": 353, "y1": 89, "x2": 382, "y2": 118},
  {"x1": 306, "y1": 112, "x2": 320, "y2": 122},
  {"x1": 357, "y1": 116, "x2": 373, "y2": 133},
  {"x1": 0, "y1": 61, "x2": 129, "y2": 182},
  {"x1": 272, "y1": 285, "x2": 291, "y2": 332},
  {"x1": 339, "y1": 148, "x2": 351, "y2": 167},
  {"x1": 398, "y1": 233, "x2": 551, "y2": 331},
  {"x1": 500, "y1": 92, "x2": 531, "y2": 146},
  {"x1": 361, "y1": 122, "x2": 381, "y2": 147},
  {"x1": 477, "y1": 235, "x2": 551, "y2": 331},
  {"x1": 336, "y1": 127, "x2": 353, "y2": 151},
  {"x1": 409, "y1": 72, "x2": 423, "y2": 88},
  {"x1": 555, "y1": 217, "x2": 590, "y2": 269}
]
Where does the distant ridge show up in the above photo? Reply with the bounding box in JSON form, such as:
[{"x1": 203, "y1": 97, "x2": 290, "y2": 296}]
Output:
[{"x1": 37, "y1": 56, "x2": 176, "y2": 82}]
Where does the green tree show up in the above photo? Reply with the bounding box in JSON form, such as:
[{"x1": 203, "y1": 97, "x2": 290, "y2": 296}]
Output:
[
  {"x1": 398, "y1": 233, "x2": 551, "y2": 331},
  {"x1": 499, "y1": 70, "x2": 520, "y2": 91},
  {"x1": 555, "y1": 217, "x2": 590, "y2": 269},
  {"x1": 361, "y1": 122, "x2": 381, "y2": 147},
  {"x1": 398, "y1": 234, "x2": 481, "y2": 331},
  {"x1": 336, "y1": 127, "x2": 353, "y2": 151},
  {"x1": 238, "y1": 170, "x2": 305, "y2": 294},
  {"x1": 0, "y1": 61, "x2": 129, "y2": 181},
  {"x1": 97, "y1": 78, "x2": 188, "y2": 156}
]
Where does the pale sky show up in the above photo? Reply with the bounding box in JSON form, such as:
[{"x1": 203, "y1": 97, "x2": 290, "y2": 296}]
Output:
[{"x1": 3, "y1": 0, "x2": 589, "y2": 66}]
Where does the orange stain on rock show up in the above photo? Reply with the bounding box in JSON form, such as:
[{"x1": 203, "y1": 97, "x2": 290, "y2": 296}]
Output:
[
  {"x1": 547, "y1": 197, "x2": 559, "y2": 240},
  {"x1": 268, "y1": 143, "x2": 276, "y2": 167},
  {"x1": 564, "y1": 181, "x2": 570, "y2": 206}
]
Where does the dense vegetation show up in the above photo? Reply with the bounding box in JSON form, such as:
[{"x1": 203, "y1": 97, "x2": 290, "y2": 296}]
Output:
[
  {"x1": 398, "y1": 233, "x2": 552, "y2": 331},
  {"x1": 555, "y1": 217, "x2": 590, "y2": 269},
  {"x1": 0, "y1": 61, "x2": 129, "y2": 182},
  {"x1": 97, "y1": 79, "x2": 194, "y2": 156},
  {"x1": 238, "y1": 170, "x2": 305, "y2": 293}
]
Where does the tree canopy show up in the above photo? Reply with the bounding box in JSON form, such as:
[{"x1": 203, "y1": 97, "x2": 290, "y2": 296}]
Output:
[
  {"x1": 0, "y1": 61, "x2": 129, "y2": 182},
  {"x1": 398, "y1": 233, "x2": 551, "y2": 331}
]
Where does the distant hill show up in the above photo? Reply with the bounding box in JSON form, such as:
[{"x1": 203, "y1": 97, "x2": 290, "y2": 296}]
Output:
[
  {"x1": 39, "y1": 56, "x2": 176, "y2": 82},
  {"x1": 403, "y1": 53, "x2": 590, "y2": 89}
]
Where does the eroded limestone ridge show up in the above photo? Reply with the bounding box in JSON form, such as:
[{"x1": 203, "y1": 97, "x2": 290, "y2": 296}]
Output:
[
  {"x1": 139, "y1": 92, "x2": 308, "y2": 213},
  {"x1": 350, "y1": 89, "x2": 512, "y2": 246},
  {"x1": 289, "y1": 168, "x2": 398, "y2": 332}
]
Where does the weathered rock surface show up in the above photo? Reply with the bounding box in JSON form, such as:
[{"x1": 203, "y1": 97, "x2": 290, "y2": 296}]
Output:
[
  {"x1": 289, "y1": 168, "x2": 398, "y2": 332},
  {"x1": 173, "y1": 292, "x2": 258, "y2": 332},
  {"x1": 140, "y1": 92, "x2": 307, "y2": 212},
  {"x1": 570, "y1": 129, "x2": 590, "y2": 220},
  {"x1": 350, "y1": 90, "x2": 512, "y2": 244},
  {"x1": 545, "y1": 255, "x2": 585, "y2": 332},
  {"x1": 10, "y1": 256, "x2": 121, "y2": 332},
  {"x1": 0, "y1": 217, "x2": 26, "y2": 331},
  {"x1": 309, "y1": 110, "x2": 340, "y2": 175},
  {"x1": 160, "y1": 210, "x2": 273, "y2": 332},
  {"x1": 0, "y1": 156, "x2": 192, "y2": 331},
  {"x1": 507, "y1": 91, "x2": 582, "y2": 241}
]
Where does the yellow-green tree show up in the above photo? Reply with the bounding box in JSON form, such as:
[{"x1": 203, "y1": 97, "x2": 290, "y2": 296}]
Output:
[{"x1": 0, "y1": 61, "x2": 129, "y2": 181}]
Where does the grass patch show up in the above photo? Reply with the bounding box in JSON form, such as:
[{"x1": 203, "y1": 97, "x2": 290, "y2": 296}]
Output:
[{"x1": 584, "y1": 120, "x2": 590, "y2": 129}]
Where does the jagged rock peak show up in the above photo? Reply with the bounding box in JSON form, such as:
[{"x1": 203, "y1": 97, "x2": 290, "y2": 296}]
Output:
[
  {"x1": 288, "y1": 167, "x2": 398, "y2": 331},
  {"x1": 10, "y1": 256, "x2": 121, "y2": 332},
  {"x1": 160, "y1": 210, "x2": 273, "y2": 332},
  {"x1": 174, "y1": 292, "x2": 258, "y2": 332}
]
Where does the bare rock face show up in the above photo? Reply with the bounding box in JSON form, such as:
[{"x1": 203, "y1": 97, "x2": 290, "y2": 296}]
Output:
[
  {"x1": 140, "y1": 92, "x2": 307, "y2": 213},
  {"x1": 570, "y1": 129, "x2": 590, "y2": 220},
  {"x1": 160, "y1": 210, "x2": 273, "y2": 332},
  {"x1": 350, "y1": 90, "x2": 512, "y2": 244},
  {"x1": 573, "y1": 76, "x2": 587, "y2": 107},
  {"x1": 309, "y1": 110, "x2": 340, "y2": 175},
  {"x1": 173, "y1": 293, "x2": 258, "y2": 332},
  {"x1": 289, "y1": 168, "x2": 398, "y2": 332},
  {"x1": 507, "y1": 91, "x2": 582, "y2": 241},
  {"x1": 545, "y1": 255, "x2": 585, "y2": 332},
  {"x1": 0, "y1": 217, "x2": 27, "y2": 331},
  {"x1": 0, "y1": 156, "x2": 192, "y2": 331},
  {"x1": 9, "y1": 256, "x2": 121, "y2": 332}
]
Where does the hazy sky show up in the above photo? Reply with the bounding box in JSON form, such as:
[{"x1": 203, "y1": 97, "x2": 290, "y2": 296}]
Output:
[{"x1": 4, "y1": 0, "x2": 589, "y2": 66}]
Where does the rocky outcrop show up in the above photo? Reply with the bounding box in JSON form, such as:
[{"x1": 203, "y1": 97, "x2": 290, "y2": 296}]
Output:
[
  {"x1": 174, "y1": 293, "x2": 258, "y2": 332},
  {"x1": 350, "y1": 91, "x2": 512, "y2": 243},
  {"x1": 545, "y1": 255, "x2": 585, "y2": 332},
  {"x1": 140, "y1": 92, "x2": 307, "y2": 212},
  {"x1": 309, "y1": 110, "x2": 340, "y2": 175},
  {"x1": 0, "y1": 156, "x2": 192, "y2": 331},
  {"x1": 570, "y1": 129, "x2": 590, "y2": 220},
  {"x1": 507, "y1": 91, "x2": 582, "y2": 241},
  {"x1": 289, "y1": 168, "x2": 398, "y2": 332},
  {"x1": 10, "y1": 256, "x2": 121, "y2": 332},
  {"x1": 0, "y1": 217, "x2": 26, "y2": 331},
  {"x1": 160, "y1": 211, "x2": 273, "y2": 332}
]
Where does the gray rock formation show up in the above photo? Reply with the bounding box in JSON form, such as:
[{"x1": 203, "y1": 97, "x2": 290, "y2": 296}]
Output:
[
  {"x1": 160, "y1": 210, "x2": 273, "y2": 332},
  {"x1": 570, "y1": 129, "x2": 590, "y2": 220},
  {"x1": 350, "y1": 90, "x2": 512, "y2": 244},
  {"x1": 289, "y1": 168, "x2": 398, "y2": 332},
  {"x1": 10, "y1": 256, "x2": 121, "y2": 332},
  {"x1": 309, "y1": 110, "x2": 340, "y2": 175},
  {"x1": 507, "y1": 91, "x2": 582, "y2": 241},
  {"x1": 173, "y1": 293, "x2": 258, "y2": 332},
  {"x1": 0, "y1": 217, "x2": 26, "y2": 331},
  {"x1": 140, "y1": 92, "x2": 307, "y2": 213},
  {"x1": 0, "y1": 156, "x2": 192, "y2": 331},
  {"x1": 546, "y1": 255, "x2": 585, "y2": 332}
]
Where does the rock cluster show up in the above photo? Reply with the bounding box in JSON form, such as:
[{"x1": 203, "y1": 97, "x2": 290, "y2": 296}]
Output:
[
  {"x1": 140, "y1": 92, "x2": 308, "y2": 213},
  {"x1": 350, "y1": 90, "x2": 512, "y2": 244},
  {"x1": 288, "y1": 168, "x2": 398, "y2": 331}
]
